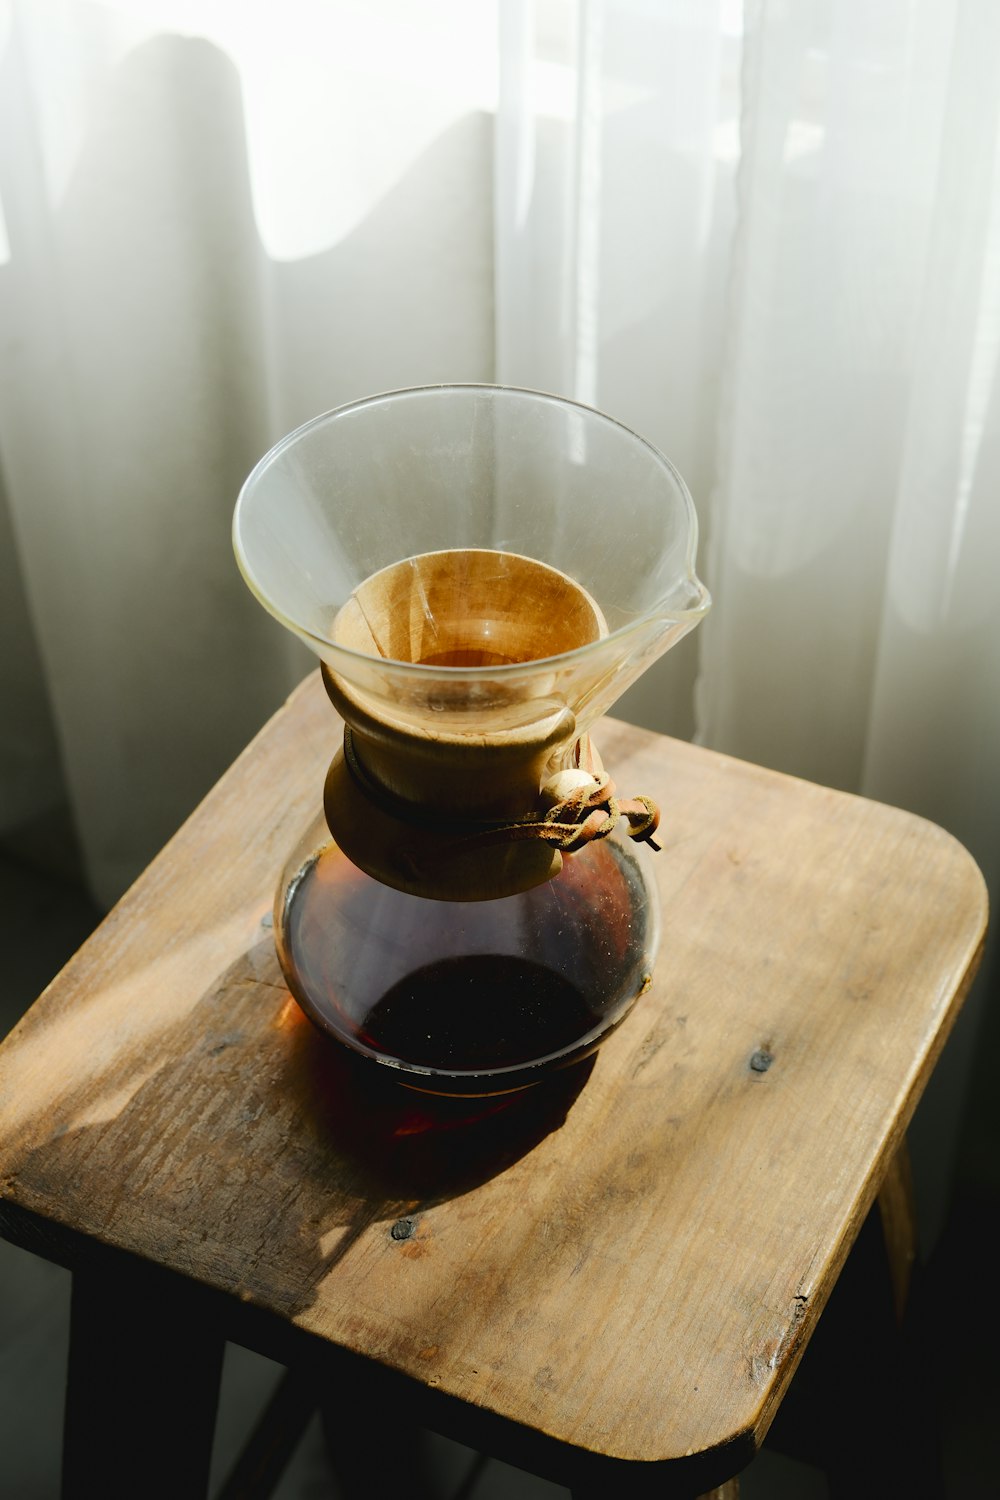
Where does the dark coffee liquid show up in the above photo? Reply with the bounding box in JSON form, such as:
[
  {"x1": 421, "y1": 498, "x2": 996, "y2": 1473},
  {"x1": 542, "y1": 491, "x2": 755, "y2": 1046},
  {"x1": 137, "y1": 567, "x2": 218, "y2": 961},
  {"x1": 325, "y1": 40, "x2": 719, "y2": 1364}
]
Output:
[
  {"x1": 351, "y1": 955, "x2": 597, "y2": 1070},
  {"x1": 278, "y1": 836, "x2": 654, "y2": 1093},
  {"x1": 418, "y1": 647, "x2": 520, "y2": 669}
]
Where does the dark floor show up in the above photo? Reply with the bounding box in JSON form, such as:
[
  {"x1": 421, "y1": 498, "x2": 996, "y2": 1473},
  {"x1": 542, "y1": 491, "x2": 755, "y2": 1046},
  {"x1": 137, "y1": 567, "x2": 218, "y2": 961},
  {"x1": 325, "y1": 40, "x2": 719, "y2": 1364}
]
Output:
[{"x1": 0, "y1": 842, "x2": 996, "y2": 1499}]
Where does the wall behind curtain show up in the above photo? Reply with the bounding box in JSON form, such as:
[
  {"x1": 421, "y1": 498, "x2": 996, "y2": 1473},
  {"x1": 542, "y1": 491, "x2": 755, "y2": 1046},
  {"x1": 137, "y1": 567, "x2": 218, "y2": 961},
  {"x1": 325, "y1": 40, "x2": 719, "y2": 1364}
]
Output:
[{"x1": 2, "y1": 0, "x2": 998, "y2": 1241}]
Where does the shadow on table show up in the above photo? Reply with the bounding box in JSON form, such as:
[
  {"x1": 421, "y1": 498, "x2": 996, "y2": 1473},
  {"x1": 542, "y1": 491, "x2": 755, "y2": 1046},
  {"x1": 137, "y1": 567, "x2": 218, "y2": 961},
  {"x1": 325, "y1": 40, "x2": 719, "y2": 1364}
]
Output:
[
  {"x1": 288, "y1": 1013, "x2": 595, "y2": 1204},
  {"x1": 5, "y1": 935, "x2": 595, "y2": 1302}
]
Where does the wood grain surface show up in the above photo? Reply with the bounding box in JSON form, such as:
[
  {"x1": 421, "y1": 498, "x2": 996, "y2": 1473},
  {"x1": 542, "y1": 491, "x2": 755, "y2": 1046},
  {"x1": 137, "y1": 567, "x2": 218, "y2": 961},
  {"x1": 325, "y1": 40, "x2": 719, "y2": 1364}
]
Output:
[{"x1": 0, "y1": 671, "x2": 987, "y2": 1481}]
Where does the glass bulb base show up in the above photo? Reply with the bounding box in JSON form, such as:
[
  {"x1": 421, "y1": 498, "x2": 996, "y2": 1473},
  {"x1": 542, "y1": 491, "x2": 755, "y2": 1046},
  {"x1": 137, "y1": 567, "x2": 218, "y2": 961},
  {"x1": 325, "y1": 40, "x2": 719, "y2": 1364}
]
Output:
[{"x1": 275, "y1": 817, "x2": 659, "y2": 1096}]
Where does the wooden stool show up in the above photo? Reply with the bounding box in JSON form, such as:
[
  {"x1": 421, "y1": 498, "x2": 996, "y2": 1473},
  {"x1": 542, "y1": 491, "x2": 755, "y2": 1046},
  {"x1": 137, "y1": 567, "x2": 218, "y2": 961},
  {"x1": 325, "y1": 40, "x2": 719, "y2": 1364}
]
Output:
[{"x1": 0, "y1": 673, "x2": 986, "y2": 1499}]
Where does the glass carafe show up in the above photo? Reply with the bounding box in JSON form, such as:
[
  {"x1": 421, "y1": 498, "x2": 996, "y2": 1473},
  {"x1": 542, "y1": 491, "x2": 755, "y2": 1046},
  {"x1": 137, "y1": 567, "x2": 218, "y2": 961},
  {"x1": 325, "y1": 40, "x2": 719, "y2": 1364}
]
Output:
[{"x1": 233, "y1": 385, "x2": 709, "y2": 1094}]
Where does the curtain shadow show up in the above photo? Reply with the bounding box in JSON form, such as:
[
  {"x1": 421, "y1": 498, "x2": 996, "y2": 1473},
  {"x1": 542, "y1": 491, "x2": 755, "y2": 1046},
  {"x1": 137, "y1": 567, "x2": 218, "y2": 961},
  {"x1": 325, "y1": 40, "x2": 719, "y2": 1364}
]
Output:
[{"x1": 0, "y1": 26, "x2": 495, "y2": 908}]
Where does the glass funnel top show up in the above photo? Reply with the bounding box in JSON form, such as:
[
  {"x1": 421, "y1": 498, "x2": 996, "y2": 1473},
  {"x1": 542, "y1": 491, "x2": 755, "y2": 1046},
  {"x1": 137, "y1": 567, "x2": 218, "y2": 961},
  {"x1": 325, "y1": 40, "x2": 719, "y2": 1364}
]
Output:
[{"x1": 233, "y1": 385, "x2": 710, "y2": 740}]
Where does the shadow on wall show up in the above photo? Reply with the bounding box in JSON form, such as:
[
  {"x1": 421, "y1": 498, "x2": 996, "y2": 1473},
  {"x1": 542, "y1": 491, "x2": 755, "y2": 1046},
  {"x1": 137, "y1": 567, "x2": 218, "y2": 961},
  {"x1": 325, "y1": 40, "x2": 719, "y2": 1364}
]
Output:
[{"x1": 0, "y1": 29, "x2": 496, "y2": 909}]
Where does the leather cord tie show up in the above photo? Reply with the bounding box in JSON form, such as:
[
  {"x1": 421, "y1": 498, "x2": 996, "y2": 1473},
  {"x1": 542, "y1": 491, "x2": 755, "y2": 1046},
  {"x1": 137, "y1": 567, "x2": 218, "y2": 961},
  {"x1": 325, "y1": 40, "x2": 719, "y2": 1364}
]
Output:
[{"x1": 342, "y1": 726, "x2": 661, "y2": 859}]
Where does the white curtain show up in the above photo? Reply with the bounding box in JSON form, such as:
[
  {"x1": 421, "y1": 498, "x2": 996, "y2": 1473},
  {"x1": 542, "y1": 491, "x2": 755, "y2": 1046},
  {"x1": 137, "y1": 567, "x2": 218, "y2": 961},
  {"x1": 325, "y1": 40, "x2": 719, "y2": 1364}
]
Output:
[
  {"x1": 2, "y1": 0, "x2": 998, "y2": 1233},
  {"x1": 0, "y1": 0, "x2": 500, "y2": 901},
  {"x1": 496, "y1": 0, "x2": 1000, "y2": 1239}
]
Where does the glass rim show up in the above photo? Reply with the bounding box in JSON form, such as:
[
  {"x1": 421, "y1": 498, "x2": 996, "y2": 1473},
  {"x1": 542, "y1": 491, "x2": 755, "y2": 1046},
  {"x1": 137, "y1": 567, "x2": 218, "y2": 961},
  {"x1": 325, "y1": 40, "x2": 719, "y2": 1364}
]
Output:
[{"x1": 232, "y1": 382, "x2": 710, "y2": 680}]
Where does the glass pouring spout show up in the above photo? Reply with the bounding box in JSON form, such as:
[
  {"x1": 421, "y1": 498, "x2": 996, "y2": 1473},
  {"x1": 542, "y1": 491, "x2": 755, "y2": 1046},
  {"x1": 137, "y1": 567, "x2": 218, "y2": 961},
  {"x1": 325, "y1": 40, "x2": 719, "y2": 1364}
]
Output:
[{"x1": 234, "y1": 385, "x2": 710, "y2": 1093}]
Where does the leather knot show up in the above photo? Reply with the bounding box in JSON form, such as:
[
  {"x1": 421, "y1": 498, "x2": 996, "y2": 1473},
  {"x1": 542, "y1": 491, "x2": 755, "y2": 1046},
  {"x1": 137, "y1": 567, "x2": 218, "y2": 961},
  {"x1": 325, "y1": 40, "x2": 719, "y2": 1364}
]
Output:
[
  {"x1": 534, "y1": 768, "x2": 661, "y2": 852},
  {"x1": 341, "y1": 725, "x2": 662, "y2": 865}
]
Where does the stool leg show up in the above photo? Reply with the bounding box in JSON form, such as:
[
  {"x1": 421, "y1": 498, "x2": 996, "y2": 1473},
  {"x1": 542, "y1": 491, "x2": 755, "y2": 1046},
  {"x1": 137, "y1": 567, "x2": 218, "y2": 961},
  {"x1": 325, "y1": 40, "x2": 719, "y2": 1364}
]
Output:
[
  {"x1": 62, "y1": 1265, "x2": 225, "y2": 1500},
  {"x1": 765, "y1": 1134, "x2": 944, "y2": 1498},
  {"x1": 216, "y1": 1366, "x2": 317, "y2": 1500},
  {"x1": 572, "y1": 1482, "x2": 739, "y2": 1499},
  {"x1": 876, "y1": 1136, "x2": 917, "y2": 1323},
  {"x1": 320, "y1": 1390, "x2": 439, "y2": 1500}
]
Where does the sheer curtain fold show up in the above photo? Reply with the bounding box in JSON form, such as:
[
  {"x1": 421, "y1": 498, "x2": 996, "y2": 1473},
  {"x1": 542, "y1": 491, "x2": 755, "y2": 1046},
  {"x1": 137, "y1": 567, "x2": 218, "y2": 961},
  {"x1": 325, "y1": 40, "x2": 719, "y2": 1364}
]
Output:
[
  {"x1": 0, "y1": 0, "x2": 498, "y2": 905},
  {"x1": 496, "y1": 0, "x2": 739, "y2": 740},
  {"x1": 1, "y1": 0, "x2": 998, "y2": 1225},
  {"x1": 696, "y1": 0, "x2": 1000, "y2": 1234}
]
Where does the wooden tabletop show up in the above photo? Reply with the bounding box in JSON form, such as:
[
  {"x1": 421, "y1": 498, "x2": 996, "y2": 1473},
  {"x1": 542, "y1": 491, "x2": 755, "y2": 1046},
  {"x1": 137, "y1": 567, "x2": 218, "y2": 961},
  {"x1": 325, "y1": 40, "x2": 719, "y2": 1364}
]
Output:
[{"x1": 0, "y1": 672, "x2": 987, "y2": 1486}]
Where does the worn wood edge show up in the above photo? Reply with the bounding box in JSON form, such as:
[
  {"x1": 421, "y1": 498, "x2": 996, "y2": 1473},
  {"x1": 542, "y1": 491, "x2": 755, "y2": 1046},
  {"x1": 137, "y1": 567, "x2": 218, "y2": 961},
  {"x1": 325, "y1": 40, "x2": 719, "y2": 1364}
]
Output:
[
  {"x1": 0, "y1": 1181, "x2": 759, "y2": 1497},
  {"x1": 591, "y1": 793, "x2": 988, "y2": 1470},
  {"x1": 603, "y1": 707, "x2": 990, "y2": 1455},
  {"x1": 747, "y1": 923, "x2": 987, "y2": 1451},
  {"x1": 0, "y1": 1191, "x2": 752, "y2": 1498},
  {"x1": 0, "y1": 1184, "x2": 753, "y2": 1490}
]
